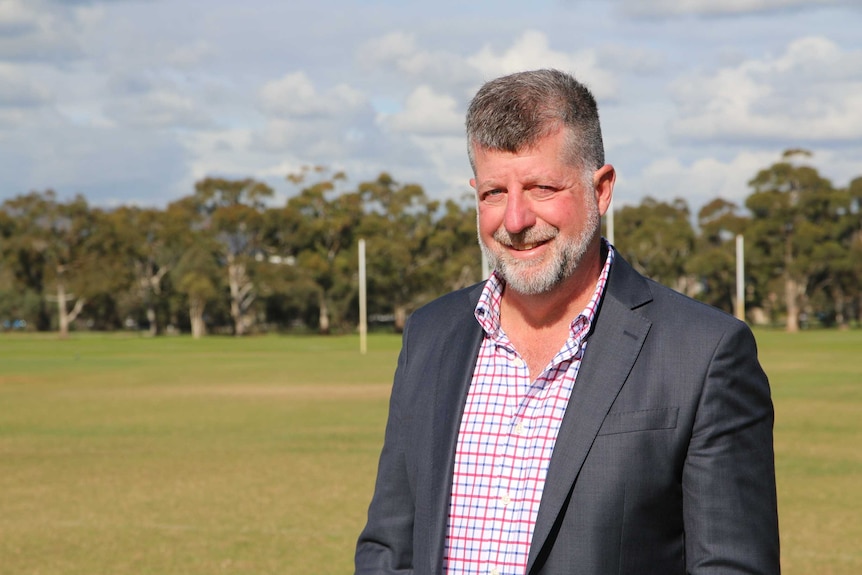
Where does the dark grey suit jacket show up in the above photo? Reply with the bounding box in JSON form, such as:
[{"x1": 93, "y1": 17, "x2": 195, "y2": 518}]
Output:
[{"x1": 355, "y1": 253, "x2": 780, "y2": 574}]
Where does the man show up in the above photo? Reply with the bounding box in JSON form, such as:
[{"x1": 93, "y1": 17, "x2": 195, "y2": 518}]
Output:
[{"x1": 355, "y1": 69, "x2": 780, "y2": 575}]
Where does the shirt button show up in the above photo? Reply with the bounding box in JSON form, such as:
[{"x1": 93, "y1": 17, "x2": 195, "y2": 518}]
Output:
[
  {"x1": 514, "y1": 421, "x2": 527, "y2": 436},
  {"x1": 513, "y1": 357, "x2": 525, "y2": 368},
  {"x1": 490, "y1": 568, "x2": 501, "y2": 575},
  {"x1": 500, "y1": 493, "x2": 512, "y2": 506}
]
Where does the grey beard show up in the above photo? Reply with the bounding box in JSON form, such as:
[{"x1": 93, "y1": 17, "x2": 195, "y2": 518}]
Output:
[{"x1": 477, "y1": 207, "x2": 599, "y2": 296}]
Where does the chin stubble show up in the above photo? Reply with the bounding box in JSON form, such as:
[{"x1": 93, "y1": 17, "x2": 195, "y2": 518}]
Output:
[{"x1": 477, "y1": 200, "x2": 600, "y2": 296}]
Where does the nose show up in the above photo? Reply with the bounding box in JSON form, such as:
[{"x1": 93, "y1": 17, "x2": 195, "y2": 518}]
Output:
[{"x1": 503, "y1": 191, "x2": 536, "y2": 234}]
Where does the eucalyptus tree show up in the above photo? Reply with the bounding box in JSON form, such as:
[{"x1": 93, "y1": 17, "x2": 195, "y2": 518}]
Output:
[
  {"x1": 161, "y1": 195, "x2": 224, "y2": 338},
  {"x1": 846, "y1": 177, "x2": 862, "y2": 324},
  {"x1": 357, "y1": 173, "x2": 441, "y2": 332},
  {"x1": 281, "y1": 169, "x2": 360, "y2": 333},
  {"x1": 613, "y1": 196, "x2": 697, "y2": 295},
  {"x1": 803, "y1": 175, "x2": 862, "y2": 328},
  {"x1": 0, "y1": 205, "x2": 22, "y2": 324},
  {"x1": 685, "y1": 198, "x2": 748, "y2": 315},
  {"x1": 1, "y1": 192, "x2": 52, "y2": 329},
  {"x1": 104, "y1": 205, "x2": 187, "y2": 335},
  {"x1": 745, "y1": 150, "x2": 839, "y2": 331},
  {"x1": 191, "y1": 177, "x2": 274, "y2": 335},
  {"x1": 426, "y1": 198, "x2": 482, "y2": 294},
  {"x1": 0, "y1": 190, "x2": 105, "y2": 337}
]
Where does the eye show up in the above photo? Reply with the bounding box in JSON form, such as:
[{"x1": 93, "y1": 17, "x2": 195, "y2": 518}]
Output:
[
  {"x1": 531, "y1": 185, "x2": 557, "y2": 199},
  {"x1": 480, "y1": 189, "x2": 505, "y2": 203}
]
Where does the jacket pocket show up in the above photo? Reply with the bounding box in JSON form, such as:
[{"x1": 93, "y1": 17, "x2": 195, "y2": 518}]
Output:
[{"x1": 597, "y1": 407, "x2": 679, "y2": 436}]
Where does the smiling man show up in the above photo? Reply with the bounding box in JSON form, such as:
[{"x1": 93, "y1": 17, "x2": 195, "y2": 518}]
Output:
[{"x1": 355, "y1": 69, "x2": 780, "y2": 575}]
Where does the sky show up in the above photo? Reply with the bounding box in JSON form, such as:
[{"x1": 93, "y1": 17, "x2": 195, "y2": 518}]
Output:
[{"x1": 1, "y1": 0, "x2": 860, "y2": 216}]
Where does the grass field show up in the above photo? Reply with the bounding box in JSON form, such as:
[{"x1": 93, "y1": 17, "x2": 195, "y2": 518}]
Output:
[{"x1": 0, "y1": 329, "x2": 860, "y2": 574}]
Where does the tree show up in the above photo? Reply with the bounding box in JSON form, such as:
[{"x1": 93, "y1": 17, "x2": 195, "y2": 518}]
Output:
[
  {"x1": 281, "y1": 169, "x2": 360, "y2": 333},
  {"x1": 427, "y1": 198, "x2": 482, "y2": 294},
  {"x1": 0, "y1": 206, "x2": 24, "y2": 326},
  {"x1": 686, "y1": 198, "x2": 748, "y2": 315},
  {"x1": 805, "y1": 175, "x2": 862, "y2": 328},
  {"x1": 0, "y1": 190, "x2": 107, "y2": 337},
  {"x1": 174, "y1": 240, "x2": 222, "y2": 339},
  {"x1": 1, "y1": 192, "x2": 53, "y2": 330},
  {"x1": 613, "y1": 197, "x2": 696, "y2": 295},
  {"x1": 191, "y1": 177, "x2": 274, "y2": 335},
  {"x1": 745, "y1": 150, "x2": 838, "y2": 332},
  {"x1": 846, "y1": 177, "x2": 862, "y2": 324},
  {"x1": 157, "y1": 195, "x2": 223, "y2": 338},
  {"x1": 358, "y1": 173, "x2": 441, "y2": 331},
  {"x1": 82, "y1": 205, "x2": 139, "y2": 330},
  {"x1": 106, "y1": 205, "x2": 187, "y2": 335}
]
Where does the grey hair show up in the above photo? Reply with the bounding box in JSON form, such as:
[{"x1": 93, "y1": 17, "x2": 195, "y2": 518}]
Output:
[{"x1": 466, "y1": 69, "x2": 605, "y2": 174}]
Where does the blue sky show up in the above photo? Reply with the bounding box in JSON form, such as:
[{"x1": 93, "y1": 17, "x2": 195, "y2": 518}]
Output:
[{"x1": 1, "y1": 0, "x2": 860, "y2": 214}]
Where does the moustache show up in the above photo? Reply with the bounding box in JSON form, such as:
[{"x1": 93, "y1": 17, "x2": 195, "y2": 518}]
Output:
[{"x1": 492, "y1": 226, "x2": 559, "y2": 247}]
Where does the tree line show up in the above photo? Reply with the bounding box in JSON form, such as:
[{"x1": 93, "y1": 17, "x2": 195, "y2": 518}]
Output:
[{"x1": 1, "y1": 151, "x2": 860, "y2": 338}]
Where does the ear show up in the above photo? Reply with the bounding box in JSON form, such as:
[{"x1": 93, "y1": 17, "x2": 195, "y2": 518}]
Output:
[
  {"x1": 593, "y1": 164, "x2": 615, "y2": 216},
  {"x1": 469, "y1": 177, "x2": 477, "y2": 190}
]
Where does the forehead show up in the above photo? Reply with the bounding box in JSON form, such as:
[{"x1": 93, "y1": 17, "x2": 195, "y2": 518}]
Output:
[
  {"x1": 472, "y1": 133, "x2": 578, "y2": 184},
  {"x1": 472, "y1": 127, "x2": 574, "y2": 164}
]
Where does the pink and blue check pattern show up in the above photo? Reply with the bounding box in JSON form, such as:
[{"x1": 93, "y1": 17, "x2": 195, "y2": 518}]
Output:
[{"x1": 443, "y1": 244, "x2": 614, "y2": 575}]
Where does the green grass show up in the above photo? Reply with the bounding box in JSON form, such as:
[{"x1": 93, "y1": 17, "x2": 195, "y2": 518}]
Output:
[
  {"x1": 1, "y1": 329, "x2": 860, "y2": 574},
  {"x1": 0, "y1": 333, "x2": 399, "y2": 575},
  {"x1": 755, "y1": 329, "x2": 862, "y2": 575}
]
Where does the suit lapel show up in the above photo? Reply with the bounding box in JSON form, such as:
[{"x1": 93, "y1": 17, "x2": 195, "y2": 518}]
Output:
[
  {"x1": 427, "y1": 284, "x2": 485, "y2": 575},
  {"x1": 527, "y1": 257, "x2": 653, "y2": 571}
]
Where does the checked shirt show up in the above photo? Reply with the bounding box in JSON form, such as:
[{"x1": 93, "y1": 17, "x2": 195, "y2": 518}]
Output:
[{"x1": 443, "y1": 243, "x2": 615, "y2": 575}]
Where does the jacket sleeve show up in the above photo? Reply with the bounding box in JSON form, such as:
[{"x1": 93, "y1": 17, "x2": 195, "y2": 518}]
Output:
[
  {"x1": 682, "y1": 321, "x2": 781, "y2": 574},
  {"x1": 355, "y1": 322, "x2": 416, "y2": 574}
]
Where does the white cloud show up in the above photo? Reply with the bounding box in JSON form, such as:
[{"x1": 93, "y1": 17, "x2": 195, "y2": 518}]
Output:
[
  {"x1": 98, "y1": 69, "x2": 214, "y2": 130},
  {"x1": 384, "y1": 85, "x2": 462, "y2": 136},
  {"x1": 669, "y1": 36, "x2": 862, "y2": 143},
  {"x1": 0, "y1": 0, "x2": 857, "y2": 215},
  {"x1": 620, "y1": 145, "x2": 859, "y2": 216},
  {"x1": 182, "y1": 128, "x2": 260, "y2": 181},
  {"x1": 467, "y1": 30, "x2": 618, "y2": 101},
  {"x1": 356, "y1": 31, "x2": 478, "y2": 91},
  {"x1": 254, "y1": 117, "x2": 352, "y2": 155},
  {"x1": 410, "y1": 134, "x2": 474, "y2": 199},
  {"x1": 258, "y1": 71, "x2": 367, "y2": 119},
  {"x1": 634, "y1": 151, "x2": 778, "y2": 206},
  {"x1": 359, "y1": 29, "x2": 625, "y2": 133},
  {"x1": 248, "y1": 72, "x2": 368, "y2": 176},
  {"x1": 251, "y1": 71, "x2": 387, "y2": 181},
  {"x1": 104, "y1": 88, "x2": 211, "y2": 129}
]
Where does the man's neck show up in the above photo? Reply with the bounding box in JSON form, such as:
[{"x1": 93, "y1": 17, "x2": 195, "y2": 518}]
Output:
[{"x1": 500, "y1": 243, "x2": 604, "y2": 332}]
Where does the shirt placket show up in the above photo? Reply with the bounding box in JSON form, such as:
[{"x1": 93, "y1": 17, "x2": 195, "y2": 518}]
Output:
[{"x1": 487, "y1": 342, "x2": 531, "y2": 575}]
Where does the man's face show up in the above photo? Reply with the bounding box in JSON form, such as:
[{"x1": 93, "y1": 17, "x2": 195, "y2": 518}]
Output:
[{"x1": 471, "y1": 128, "x2": 610, "y2": 296}]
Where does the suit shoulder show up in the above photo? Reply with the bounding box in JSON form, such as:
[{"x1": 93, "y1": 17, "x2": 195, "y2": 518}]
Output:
[
  {"x1": 407, "y1": 281, "x2": 484, "y2": 327},
  {"x1": 640, "y1": 276, "x2": 751, "y2": 335},
  {"x1": 611, "y1": 254, "x2": 743, "y2": 329}
]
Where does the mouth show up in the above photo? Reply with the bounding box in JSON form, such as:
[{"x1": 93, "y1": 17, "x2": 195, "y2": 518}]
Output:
[
  {"x1": 492, "y1": 226, "x2": 558, "y2": 254},
  {"x1": 511, "y1": 241, "x2": 546, "y2": 251}
]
